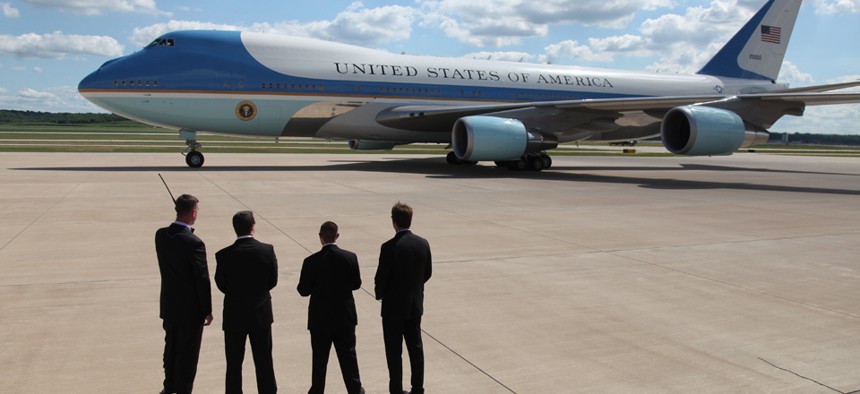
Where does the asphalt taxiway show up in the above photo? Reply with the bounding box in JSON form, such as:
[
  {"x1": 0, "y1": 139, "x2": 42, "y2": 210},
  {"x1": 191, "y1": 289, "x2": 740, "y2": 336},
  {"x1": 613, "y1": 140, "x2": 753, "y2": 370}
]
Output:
[{"x1": 1, "y1": 152, "x2": 859, "y2": 393}]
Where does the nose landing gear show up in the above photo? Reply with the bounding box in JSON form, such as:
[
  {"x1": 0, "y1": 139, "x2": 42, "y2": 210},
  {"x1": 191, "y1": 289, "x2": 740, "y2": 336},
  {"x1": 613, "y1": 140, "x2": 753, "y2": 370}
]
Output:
[
  {"x1": 184, "y1": 149, "x2": 204, "y2": 168},
  {"x1": 180, "y1": 129, "x2": 204, "y2": 168}
]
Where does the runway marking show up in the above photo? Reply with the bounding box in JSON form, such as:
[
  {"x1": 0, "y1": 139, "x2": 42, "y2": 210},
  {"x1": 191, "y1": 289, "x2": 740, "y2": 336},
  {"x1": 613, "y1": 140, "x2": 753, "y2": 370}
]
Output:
[
  {"x1": 194, "y1": 171, "x2": 312, "y2": 254},
  {"x1": 758, "y1": 357, "x2": 844, "y2": 393},
  {"x1": 0, "y1": 179, "x2": 83, "y2": 254},
  {"x1": 357, "y1": 287, "x2": 519, "y2": 394}
]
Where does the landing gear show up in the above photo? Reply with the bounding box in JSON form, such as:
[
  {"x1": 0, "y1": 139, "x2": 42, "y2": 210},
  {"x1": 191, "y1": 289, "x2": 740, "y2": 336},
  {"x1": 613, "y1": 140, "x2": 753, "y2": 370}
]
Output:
[
  {"x1": 185, "y1": 150, "x2": 204, "y2": 168},
  {"x1": 445, "y1": 151, "x2": 551, "y2": 171},
  {"x1": 495, "y1": 153, "x2": 552, "y2": 171},
  {"x1": 180, "y1": 130, "x2": 204, "y2": 168}
]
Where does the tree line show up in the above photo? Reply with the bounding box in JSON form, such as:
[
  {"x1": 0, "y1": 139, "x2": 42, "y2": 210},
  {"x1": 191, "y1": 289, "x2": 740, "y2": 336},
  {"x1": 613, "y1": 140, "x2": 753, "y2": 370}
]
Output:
[
  {"x1": 768, "y1": 132, "x2": 860, "y2": 146},
  {"x1": 0, "y1": 110, "x2": 128, "y2": 124}
]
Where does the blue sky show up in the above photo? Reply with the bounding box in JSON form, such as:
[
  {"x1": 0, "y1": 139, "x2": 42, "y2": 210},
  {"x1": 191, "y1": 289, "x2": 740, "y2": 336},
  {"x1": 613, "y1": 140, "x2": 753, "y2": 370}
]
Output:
[{"x1": 1, "y1": 0, "x2": 859, "y2": 134}]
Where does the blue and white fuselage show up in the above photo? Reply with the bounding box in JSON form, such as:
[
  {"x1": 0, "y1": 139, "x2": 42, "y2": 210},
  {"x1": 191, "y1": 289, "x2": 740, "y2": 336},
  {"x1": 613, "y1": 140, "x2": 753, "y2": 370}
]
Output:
[
  {"x1": 78, "y1": 0, "x2": 860, "y2": 169},
  {"x1": 80, "y1": 31, "x2": 735, "y2": 137}
]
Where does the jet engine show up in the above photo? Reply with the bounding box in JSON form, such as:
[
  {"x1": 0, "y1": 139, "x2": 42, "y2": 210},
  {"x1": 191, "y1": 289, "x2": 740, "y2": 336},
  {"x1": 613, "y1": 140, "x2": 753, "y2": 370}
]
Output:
[
  {"x1": 661, "y1": 105, "x2": 767, "y2": 156},
  {"x1": 348, "y1": 140, "x2": 398, "y2": 151},
  {"x1": 452, "y1": 116, "x2": 557, "y2": 162}
]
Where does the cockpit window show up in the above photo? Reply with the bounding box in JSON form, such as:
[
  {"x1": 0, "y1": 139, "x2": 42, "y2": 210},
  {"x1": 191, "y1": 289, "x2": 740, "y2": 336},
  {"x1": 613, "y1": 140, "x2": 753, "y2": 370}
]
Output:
[{"x1": 146, "y1": 38, "x2": 175, "y2": 48}]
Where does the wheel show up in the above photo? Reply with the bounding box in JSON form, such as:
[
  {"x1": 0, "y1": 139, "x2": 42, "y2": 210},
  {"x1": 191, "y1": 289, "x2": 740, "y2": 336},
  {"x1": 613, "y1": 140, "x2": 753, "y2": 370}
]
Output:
[
  {"x1": 509, "y1": 158, "x2": 527, "y2": 171},
  {"x1": 186, "y1": 151, "x2": 204, "y2": 168},
  {"x1": 529, "y1": 156, "x2": 545, "y2": 171},
  {"x1": 446, "y1": 151, "x2": 460, "y2": 164},
  {"x1": 541, "y1": 155, "x2": 552, "y2": 169}
]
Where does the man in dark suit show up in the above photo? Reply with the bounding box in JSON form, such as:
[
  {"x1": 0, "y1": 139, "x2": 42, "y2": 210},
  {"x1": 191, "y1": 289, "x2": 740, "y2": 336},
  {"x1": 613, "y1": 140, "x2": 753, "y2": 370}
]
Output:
[
  {"x1": 215, "y1": 211, "x2": 279, "y2": 394},
  {"x1": 375, "y1": 202, "x2": 432, "y2": 394},
  {"x1": 297, "y1": 221, "x2": 364, "y2": 394},
  {"x1": 155, "y1": 194, "x2": 213, "y2": 394}
]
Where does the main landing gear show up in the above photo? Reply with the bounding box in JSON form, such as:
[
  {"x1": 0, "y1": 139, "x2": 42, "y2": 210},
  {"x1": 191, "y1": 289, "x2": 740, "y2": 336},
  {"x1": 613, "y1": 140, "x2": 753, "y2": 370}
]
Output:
[
  {"x1": 495, "y1": 153, "x2": 552, "y2": 171},
  {"x1": 180, "y1": 130, "x2": 204, "y2": 168},
  {"x1": 446, "y1": 152, "x2": 552, "y2": 171}
]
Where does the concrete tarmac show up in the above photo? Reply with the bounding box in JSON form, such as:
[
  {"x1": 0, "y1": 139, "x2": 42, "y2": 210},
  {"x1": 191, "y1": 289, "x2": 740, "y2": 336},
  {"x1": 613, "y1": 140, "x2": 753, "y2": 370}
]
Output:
[{"x1": 1, "y1": 152, "x2": 859, "y2": 393}]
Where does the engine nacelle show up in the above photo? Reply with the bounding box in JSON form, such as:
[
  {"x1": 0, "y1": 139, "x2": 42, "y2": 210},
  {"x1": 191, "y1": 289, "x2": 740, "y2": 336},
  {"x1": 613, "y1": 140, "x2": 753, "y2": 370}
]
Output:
[
  {"x1": 452, "y1": 116, "x2": 557, "y2": 161},
  {"x1": 348, "y1": 140, "x2": 397, "y2": 151},
  {"x1": 661, "y1": 106, "x2": 749, "y2": 156}
]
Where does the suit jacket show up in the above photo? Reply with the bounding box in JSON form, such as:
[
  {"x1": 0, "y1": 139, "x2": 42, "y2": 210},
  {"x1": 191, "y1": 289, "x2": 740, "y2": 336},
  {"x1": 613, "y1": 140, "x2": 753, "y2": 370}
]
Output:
[
  {"x1": 297, "y1": 244, "x2": 361, "y2": 331},
  {"x1": 155, "y1": 223, "x2": 212, "y2": 326},
  {"x1": 374, "y1": 230, "x2": 432, "y2": 320},
  {"x1": 214, "y1": 237, "x2": 278, "y2": 332}
]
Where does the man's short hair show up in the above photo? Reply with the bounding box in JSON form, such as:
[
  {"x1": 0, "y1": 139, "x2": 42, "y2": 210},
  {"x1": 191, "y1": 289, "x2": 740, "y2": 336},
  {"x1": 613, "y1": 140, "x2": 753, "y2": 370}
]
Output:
[
  {"x1": 391, "y1": 202, "x2": 413, "y2": 229},
  {"x1": 232, "y1": 210, "x2": 255, "y2": 236},
  {"x1": 174, "y1": 194, "x2": 199, "y2": 216},
  {"x1": 319, "y1": 221, "x2": 338, "y2": 243}
]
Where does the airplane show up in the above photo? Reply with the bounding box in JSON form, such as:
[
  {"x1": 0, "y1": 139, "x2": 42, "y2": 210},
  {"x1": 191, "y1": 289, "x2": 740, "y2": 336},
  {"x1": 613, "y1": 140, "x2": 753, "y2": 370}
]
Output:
[{"x1": 78, "y1": 0, "x2": 860, "y2": 170}]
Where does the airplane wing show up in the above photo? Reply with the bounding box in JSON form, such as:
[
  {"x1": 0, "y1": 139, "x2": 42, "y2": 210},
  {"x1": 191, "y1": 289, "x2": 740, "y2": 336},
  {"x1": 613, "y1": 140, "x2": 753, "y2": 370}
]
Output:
[
  {"x1": 375, "y1": 96, "x2": 724, "y2": 133},
  {"x1": 698, "y1": 92, "x2": 860, "y2": 130},
  {"x1": 375, "y1": 91, "x2": 860, "y2": 135},
  {"x1": 767, "y1": 80, "x2": 860, "y2": 93}
]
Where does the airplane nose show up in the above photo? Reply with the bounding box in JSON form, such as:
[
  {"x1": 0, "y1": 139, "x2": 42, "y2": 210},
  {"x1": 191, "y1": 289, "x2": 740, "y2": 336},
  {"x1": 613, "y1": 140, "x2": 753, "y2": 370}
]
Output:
[
  {"x1": 78, "y1": 70, "x2": 97, "y2": 93},
  {"x1": 78, "y1": 56, "x2": 127, "y2": 93}
]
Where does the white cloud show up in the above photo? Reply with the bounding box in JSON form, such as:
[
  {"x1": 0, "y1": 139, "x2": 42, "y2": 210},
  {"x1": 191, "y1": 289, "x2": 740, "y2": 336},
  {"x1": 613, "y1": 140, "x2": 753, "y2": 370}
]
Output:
[
  {"x1": 21, "y1": 0, "x2": 170, "y2": 16},
  {"x1": 19, "y1": 87, "x2": 58, "y2": 99},
  {"x1": 419, "y1": 1, "x2": 548, "y2": 47},
  {"x1": 427, "y1": 13, "x2": 547, "y2": 47},
  {"x1": 517, "y1": 0, "x2": 674, "y2": 28},
  {"x1": 778, "y1": 61, "x2": 815, "y2": 86},
  {"x1": 534, "y1": 0, "x2": 761, "y2": 73},
  {"x1": 0, "y1": 85, "x2": 103, "y2": 112},
  {"x1": 130, "y1": 3, "x2": 415, "y2": 48},
  {"x1": 314, "y1": 2, "x2": 415, "y2": 45},
  {"x1": 544, "y1": 40, "x2": 613, "y2": 63},
  {"x1": 462, "y1": 51, "x2": 535, "y2": 63},
  {"x1": 0, "y1": 31, "x2": 124, "y2": 59},
  {"x1": 418, "y1": 0, "x2": 673, "y2": 47},
  {"x1": 130, "y1": 21, "x2": 243, "y2": 46},
  {"x1": 2, "y1": 2, "x2": 20, "y2": 17},
  {"x1": 257, "y1": 3, "x2": 416, "y2": 46},
  {"x1": 585, "y1": 34, "x2": 652, "y2": 60},
  {"x1": 811, "y1": 0, "x2": 860, "y2": 14}
]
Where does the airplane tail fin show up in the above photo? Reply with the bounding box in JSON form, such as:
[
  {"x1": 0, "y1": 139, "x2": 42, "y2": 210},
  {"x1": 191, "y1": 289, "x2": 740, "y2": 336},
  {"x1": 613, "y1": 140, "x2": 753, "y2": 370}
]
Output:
[{"x1": 698, "y1": 0, "x2": 801, "y2": 82}]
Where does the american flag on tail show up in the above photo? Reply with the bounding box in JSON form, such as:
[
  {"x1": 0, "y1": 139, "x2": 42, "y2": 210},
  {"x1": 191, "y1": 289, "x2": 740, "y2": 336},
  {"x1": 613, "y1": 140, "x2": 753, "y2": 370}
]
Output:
[{"x1": 761, "y1": 25, "x2": 781, "y2": 44}]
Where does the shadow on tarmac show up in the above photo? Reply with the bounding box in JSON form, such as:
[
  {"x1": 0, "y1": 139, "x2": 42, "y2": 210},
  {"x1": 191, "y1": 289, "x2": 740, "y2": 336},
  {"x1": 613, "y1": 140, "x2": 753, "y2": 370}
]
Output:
[{"x1": 12, "y1": 156, "x2": 860, "y2": 196}]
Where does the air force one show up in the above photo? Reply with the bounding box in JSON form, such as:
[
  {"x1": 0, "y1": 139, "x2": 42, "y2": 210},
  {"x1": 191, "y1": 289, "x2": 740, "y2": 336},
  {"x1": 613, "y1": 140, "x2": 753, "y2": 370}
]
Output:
[{"x1": 79, "y1": 0, "x2": 860, "y2": 170}]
